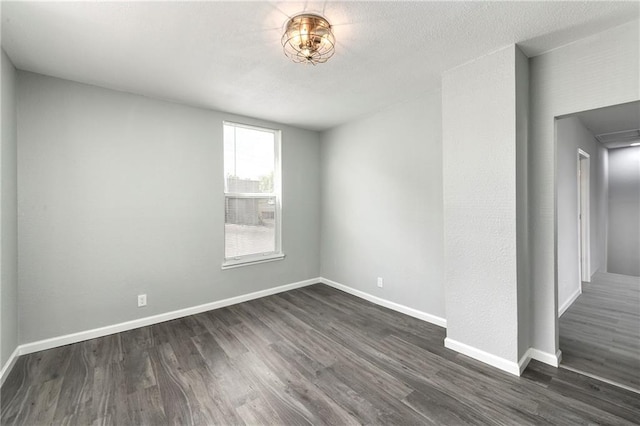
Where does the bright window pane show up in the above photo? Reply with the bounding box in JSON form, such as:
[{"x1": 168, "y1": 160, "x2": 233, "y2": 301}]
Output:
[
  {"x1": 224, "y1": 125, "x2": 274, "y2": 193},
  {"x1": 225, "y1": 196, "x2": 276, "y2": 257},
  {"x1": 223, "y1": 122, "x2": 280, "y2": 263}
]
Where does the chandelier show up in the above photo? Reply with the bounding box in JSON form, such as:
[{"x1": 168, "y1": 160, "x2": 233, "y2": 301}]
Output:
[{"x1": 281, "y1": 14, "x2": 335, "y2": 65}]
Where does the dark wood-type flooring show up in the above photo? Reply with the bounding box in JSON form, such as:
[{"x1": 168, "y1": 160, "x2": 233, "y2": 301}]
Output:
[
  {"x1": 560, "y1": 271, "x2": 640, "y2": 392},
  {"x1": 2, "y1": 284, "x2": 640, "y2": 425}
]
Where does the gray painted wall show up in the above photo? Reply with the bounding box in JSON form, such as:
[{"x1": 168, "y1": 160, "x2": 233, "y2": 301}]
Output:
[
  {"x1": 17, "y1": 72, "x2": 321, "y2": 344},
  {"x1": 442, "y1": 45, "x2": 522, "y2": 363},
  {"x1": 598, "y1": 147, "x2": 609, "y2": 274},
  {"x1": 1, "y1": 49, "x2": 19, "y2": 370},
  {"x1": 529, "y1": 20, "x2": 640, "y2": 356},
  {"x1": 556, "y1": 116, "x2": 607, "y2": 311},
  {"x1": 607, "y1": 146, "x2": 640, "y2": 276},
  {"x1": 320, "y1": 92, "x2": 445, "y2": 319}
]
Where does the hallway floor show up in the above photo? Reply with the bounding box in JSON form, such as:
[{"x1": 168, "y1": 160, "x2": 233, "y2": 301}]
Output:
[{"x1": 560, "y1": 271, "x2": 640, "y2": 392}]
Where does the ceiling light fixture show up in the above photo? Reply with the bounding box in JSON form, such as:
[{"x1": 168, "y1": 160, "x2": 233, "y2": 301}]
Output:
[
  {"x1": 631, "y1": 142, "x2": 640, "y2": 146},
  {"x1": 282, "y1": 14, "x2": 335, "y2": 65}
]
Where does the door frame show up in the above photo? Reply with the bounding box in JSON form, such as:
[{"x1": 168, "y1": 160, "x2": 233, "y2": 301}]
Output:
[{"x1": 577, "y1": 149, "x2": 591, "y2": 284}]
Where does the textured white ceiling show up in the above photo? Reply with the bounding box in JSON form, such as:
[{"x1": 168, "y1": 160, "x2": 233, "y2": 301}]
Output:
[
  {"x1": 2, "y1": 1, "x2": 639, "y2": 131},
  {"x1": 572, "y1": 101, "x2": 640, "y2": 149}
]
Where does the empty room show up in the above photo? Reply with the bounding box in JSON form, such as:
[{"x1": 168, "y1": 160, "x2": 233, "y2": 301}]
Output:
[{"x1": 1, "y1": 1, "x2": 639, "y2": 425}]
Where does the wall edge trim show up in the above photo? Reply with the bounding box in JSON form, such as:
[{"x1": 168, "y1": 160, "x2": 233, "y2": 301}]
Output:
[
  {"x1": 518, "y1": 349, "x2": 533, "y2": 375},
  {"x1": 444, "y1": 337, "x2": 521, "y2": 376},
  {"x1": 319, "y1": 277, "x2": 447, "y2": 328},
  {"x1": 0, "y1": 346, "x2": 21, "y2": 387},
  {"x1": 518, "y1": 347, "x2": 563, "y2": 373},
  {"x1": 529, "y1": 348, "x2": 562, "y2": 367},
  {"x1": 15, "y1": 278, "x2": 319, "y2": 358},
  {"x1": 558, "y1": 287, "x2": 582, "y2": 317}
]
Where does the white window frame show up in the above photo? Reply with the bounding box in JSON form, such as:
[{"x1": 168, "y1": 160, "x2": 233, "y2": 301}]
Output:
[{"x1": 222, "y1": 121, "x2": 283, "y2": 269}]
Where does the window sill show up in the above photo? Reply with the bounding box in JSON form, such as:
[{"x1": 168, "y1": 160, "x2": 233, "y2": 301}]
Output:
[{"x1": 221, "y1": 253, "x2": 285, "y2": 270}]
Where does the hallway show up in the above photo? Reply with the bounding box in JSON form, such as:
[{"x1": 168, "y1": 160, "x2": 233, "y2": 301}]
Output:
[{"x1": 559, "y1": 272, "x2": 640, "y2": 392}]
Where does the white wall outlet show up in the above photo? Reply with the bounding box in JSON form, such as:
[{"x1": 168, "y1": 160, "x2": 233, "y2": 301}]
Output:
[
  {"x1": 137, "y1": 294, "x2": 147, "y2": 307},
  {"x1": 377, "y1": 277, "x2": 384, "y2": 288}
]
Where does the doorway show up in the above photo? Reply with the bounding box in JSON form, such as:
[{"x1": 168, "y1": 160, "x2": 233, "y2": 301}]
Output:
[{"x1": 556, "y1": 101, "x2": 640, "y2": 393}]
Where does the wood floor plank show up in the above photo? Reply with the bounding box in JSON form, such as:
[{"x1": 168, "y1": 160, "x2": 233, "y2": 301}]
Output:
[
  {"x1": 233, "y1": 351, "x2": 316, "y2": 425},
  {"x1": 0, "y1": 357, "x2": 30, "y2": 424},
  {"x1": 269, "y1": 340, "x2": 325, "y2": 382},
  {"x1": 146, "y1": 344, "x2": 195, "y2": 425},
  {"x1": 51, "y1": 343, "x2": 93, "y2": 424},
  {"x1": 180, "y1": 368, "x2": 244, "y2": 425},
  {"x1": 243, "y1": 339, "x2": 361, "y2": 425},
  {"x1": 190, "y1": 332, "x2": 259, "y2": 410},
  {"x1": 234, "y1": 393, "x2": 281, "y2": 425},
  {"x1": 2, "y1": 283, "x2": 639, "y2": 425},
  {"x1": 124, "y1": 385, "x2": 167, "y2": 426},
  {"x1": 31, "y1": 377, "x2": 64, "y2": 425},
  {"x1": 402, "y1": 388, "x2": 492, "y2": 426},
  {"x1": 321, "y1": 363, "x2": 429, "y2": 425},
  {"x1": 192, "y1": 312, "x2": 249, "y2": 359},
  {"x1": 92, "y1": 358, "x2": 134, "y2": 425},
  {"x1": 312, "y1": 364, "x2": 381, "y2": 425},
  {"x1": 560, "y1": 271, "x2": 640, "y2": 391}
]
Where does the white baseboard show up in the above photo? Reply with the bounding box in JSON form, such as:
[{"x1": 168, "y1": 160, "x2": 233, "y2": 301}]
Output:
[
  {"x1": 444, "y1": 337, "x2": 521, "y2": 376},
  {"x1": 17, "y1": 278, "x2": 319, "y2": 357},
  {"x1": 518, "y1": 347, "x2": 562, "y2": 374},
  {"x1": 0, "y1": 346, "x2": 21, "y2": 387},
  {"x1": 2, "y1": 275, "x2": 564, "y2": 385},
  {"x1": 558, "y1": 287, "x2": 581, "y2": 317},
  {"x1": 513, "y1": 347, "x2": 563, "y2": 377},
  {"x1": 529, "y1": 348, "x2": 562, "y2": 367},
  {"x1": 441, "y1": 340, "x2": 561, "y2": 377},
  {"x1": 319, "y1": 277, "x2": 447, "y2": 328},
  {"x1": 518, "y1": 349, "x2": 533, "y2": 375}
]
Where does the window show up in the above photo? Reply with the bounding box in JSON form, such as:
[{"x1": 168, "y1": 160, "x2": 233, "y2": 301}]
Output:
[{"x1": 222, "y1": 122, "x2": 283, "y2": 268}]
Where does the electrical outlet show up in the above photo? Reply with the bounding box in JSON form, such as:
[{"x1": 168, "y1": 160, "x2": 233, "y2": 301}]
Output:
[
  {"x1": 137, "y1": 294, "x2": 147, "y2": 307},
  {"x1": 377, "y1": 277, "x2": 384, "y2": 288}
]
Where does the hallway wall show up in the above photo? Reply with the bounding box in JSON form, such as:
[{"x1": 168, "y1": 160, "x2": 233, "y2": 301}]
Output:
[
  {"x1": 556, "y1": 117, "x2": 608, "y2": 314},
  {"x1": 607, "y1": 146, "x2": 640, "y2": 276}
]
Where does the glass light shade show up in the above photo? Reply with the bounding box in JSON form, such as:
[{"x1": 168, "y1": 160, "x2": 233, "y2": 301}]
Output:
[{"x1": 282, "y1": 14, "x2": 335, "y2": 65}]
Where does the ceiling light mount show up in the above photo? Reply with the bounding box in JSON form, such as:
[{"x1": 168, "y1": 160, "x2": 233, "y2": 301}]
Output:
[{"x1": 282, "y1": 13, "x2": 335, "y2": 65}]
